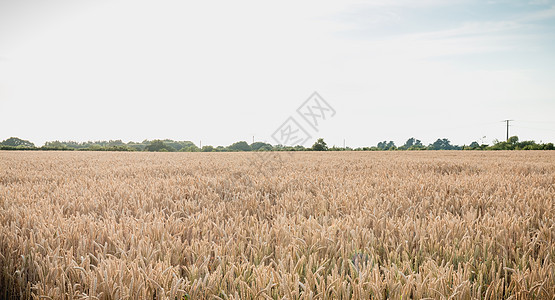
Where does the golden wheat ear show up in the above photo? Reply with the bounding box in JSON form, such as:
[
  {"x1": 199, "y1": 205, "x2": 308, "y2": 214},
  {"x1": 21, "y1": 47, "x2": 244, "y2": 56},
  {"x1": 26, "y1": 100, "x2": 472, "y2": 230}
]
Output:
[{"x1": 0, "y1": 151, "x2": 553, "y2": 299}]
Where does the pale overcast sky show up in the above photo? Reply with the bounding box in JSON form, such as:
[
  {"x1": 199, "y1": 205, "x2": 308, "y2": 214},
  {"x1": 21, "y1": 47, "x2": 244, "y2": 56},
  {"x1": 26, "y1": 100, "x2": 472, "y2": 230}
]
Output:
[{"x1": 1, "y1": 0, "x2": 554, "y2": 147}]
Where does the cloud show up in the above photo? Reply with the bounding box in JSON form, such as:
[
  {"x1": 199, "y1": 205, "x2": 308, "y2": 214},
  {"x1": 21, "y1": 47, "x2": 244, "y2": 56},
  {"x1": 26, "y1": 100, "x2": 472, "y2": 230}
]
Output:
[
  {"x1": 332, "y1": 0, "x2": 555, "y2": 61},
  {"x1": 0, "y1": 0, "x2": 554, "y2": 146},
  {"x1": 520, "y1": 5, "x2": 555, "y2": 21},
  {"x1": 528, "y1": 0, "x2": 555, "y2": 5},
  {"x1": 348, "y1": 0, "x2": 469, "y2": 8}
]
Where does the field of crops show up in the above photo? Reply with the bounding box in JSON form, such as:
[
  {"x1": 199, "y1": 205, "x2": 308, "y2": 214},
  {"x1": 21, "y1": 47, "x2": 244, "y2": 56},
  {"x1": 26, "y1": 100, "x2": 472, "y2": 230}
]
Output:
[{"x1": 0, "y1": 151, "x2": 554, "y2": 299}]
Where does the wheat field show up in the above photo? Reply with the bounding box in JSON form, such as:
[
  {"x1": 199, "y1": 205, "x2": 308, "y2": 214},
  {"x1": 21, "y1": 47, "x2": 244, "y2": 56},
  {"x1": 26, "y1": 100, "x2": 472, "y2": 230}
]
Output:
[{"x1": 0, "y1": 151, "x2": 554, "y2": 299}]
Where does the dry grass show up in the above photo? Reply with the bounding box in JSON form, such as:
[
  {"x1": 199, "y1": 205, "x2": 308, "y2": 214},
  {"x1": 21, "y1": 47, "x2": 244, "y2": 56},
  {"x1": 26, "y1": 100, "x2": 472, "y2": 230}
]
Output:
[{"x1": 0, "y1": 151, "x2": 554, "y2": 299}]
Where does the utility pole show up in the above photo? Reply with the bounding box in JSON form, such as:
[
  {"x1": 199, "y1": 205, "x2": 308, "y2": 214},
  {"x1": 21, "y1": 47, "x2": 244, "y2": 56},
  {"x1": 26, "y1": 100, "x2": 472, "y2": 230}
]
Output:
[
  {"x1": 343, "y1": 138, "x2": 346, "y2": 149},
  {"x1": 502, "y1": 120, "x2": 514, "y2": 141},
  {"x1": 200, "y1": 140, "x2": 202, "y2": 148}
]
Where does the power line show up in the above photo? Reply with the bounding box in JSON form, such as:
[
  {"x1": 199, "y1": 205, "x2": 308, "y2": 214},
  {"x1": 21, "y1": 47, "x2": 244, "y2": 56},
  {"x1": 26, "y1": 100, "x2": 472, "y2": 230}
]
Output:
[
  {"x1": 518, "y1": 120, "x2": 555, "y2": 124},
  {"x1": 513, "y1": 125, "x2": 555, "y2": 132}
]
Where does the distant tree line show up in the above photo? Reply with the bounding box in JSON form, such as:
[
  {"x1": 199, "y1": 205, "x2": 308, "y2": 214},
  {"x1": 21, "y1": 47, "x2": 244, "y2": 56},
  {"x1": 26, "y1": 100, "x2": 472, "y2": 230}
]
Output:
[
  {"x1": 353, "y1": 136, "x2": 553, "y2": 151},
  {"x1": 0, "y1": 136, "x2": 553, "y2": 152}
]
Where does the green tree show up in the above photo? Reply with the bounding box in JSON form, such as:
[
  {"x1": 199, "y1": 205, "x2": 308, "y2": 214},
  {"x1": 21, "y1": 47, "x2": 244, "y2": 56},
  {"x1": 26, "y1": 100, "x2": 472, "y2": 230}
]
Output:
[
  {"x1": 163, "y1": 140, "x2": 195, "y2": 151},
  {"x1": 201, "y1": 145, "x2": 214, "y2": 152},
  {"x1": 43, "y1": 141, "x2": 68, "y2": 149},
  {"x1": 228, "y1": 141, "x2": 251, "y2": 151},
  {"x1": 180, "y1": 145, "x2": 200, "y2": 152},
  {"x1": 377, "y1": 141, "x2": 396, "y2": 150},
  {"x1": 312, "y1": 138, "x2": 328, "y2": 151},
  {"x1": 107, "y1": 140, "x2": 125, "y2": 147},
  {"x1": 145, "y1": 140, "x2": 176, "y2": 152},
  {"x1": 127, "y1": 142, "x2": 146, "y2": 151},
  {"x1": 489, "y1": 136, "x2": 518, "y2": 150},
  {"x1": 251, "y1": 142, "x2": 273, "y2": 151},
  {"x1": 507, "y1": 136, "x2": 519, "y2": 145},
  {"x1": 469, "y1": 141, "x2": 480, "y2": 149},
  {"x1": 488, "y1": 136, "x2": 554, "y2": 150},
  {"x1": 403, "y1": 138, "x2": 415, "y2": 148},
  {"x1": 399, "y1": 138, "x2": 423, "y2": 150},
  {"x1": 1, "y1": 137, "x2": 35, "y2": 148},
  {"x1": 428, "y1": 138, "x2": 459, "y2": 150}
]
